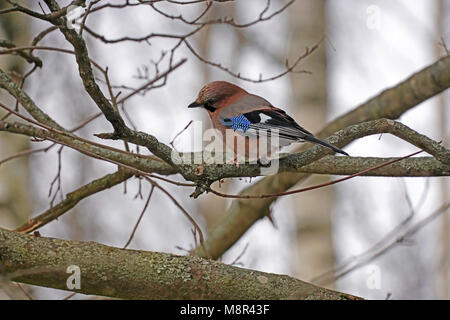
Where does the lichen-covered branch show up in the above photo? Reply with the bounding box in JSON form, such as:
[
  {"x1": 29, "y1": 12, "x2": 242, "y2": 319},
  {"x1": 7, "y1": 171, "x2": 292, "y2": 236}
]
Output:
[
  {"x1": 0, "y1": 229, "x2": 360, "y2": 300},
  {"x1": 0, "y1": 121, "x2": 173, "y2": 175},
  {"x1": 299, "y1": 156, "x2": 449, "y2": 177},
  {"x1": 1, "y1": 117, "x2": 448, "y2": 184},
  {"x1": 2, "y1": 117, "x2": 448, "y2": 190},
  {"x1": 3, "y1": 119, "x2": 445, "y2": 235}
]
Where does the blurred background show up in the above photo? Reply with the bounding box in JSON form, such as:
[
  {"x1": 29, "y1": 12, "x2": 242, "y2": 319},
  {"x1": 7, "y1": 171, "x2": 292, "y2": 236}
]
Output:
[{"x1": 0, "y1": 0, "x2": 448, "y2": 299}]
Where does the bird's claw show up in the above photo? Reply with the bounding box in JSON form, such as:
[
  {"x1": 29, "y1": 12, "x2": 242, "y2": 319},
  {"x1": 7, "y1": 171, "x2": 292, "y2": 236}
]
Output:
[
  {"x1": 227, "y1": 155, "x2": 240, "y2": 167},
  {"x1": 257, "y1": 157, "x2": 272, "y2": 167}
]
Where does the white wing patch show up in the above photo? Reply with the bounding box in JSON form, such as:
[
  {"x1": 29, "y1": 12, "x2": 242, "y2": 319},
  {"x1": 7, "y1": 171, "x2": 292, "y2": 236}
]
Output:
[{"x1": 259, "y1": 113, "x2": 272, "y2": 123}]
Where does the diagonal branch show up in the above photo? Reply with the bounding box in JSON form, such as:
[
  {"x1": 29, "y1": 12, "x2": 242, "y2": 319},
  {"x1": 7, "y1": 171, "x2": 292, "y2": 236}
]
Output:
[
  {"x1": 0, "y1": 68, "x2": 64, "y2": 130},
  {"x1": 43, "y1": 0, "x2": 126, "y2": 134},
  {"x1": 15, "y1": 169, "x2": 134, "y2": 233},
  {"x1": 0, "y1": 120, "x2": 173, "y2": 176},
  {"x1": 42, "y1": 0, "x2": 187, "y2": 172},
  {"x1": 318, "y1": 55, "x2": 450, "y2": 139}
]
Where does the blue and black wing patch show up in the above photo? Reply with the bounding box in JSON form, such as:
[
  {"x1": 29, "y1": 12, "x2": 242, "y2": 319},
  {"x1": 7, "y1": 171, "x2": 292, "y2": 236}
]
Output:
[
  {"x1": 221, "y1": 109, "x2": 311, "y2": 139},
  {"x1": 246, "y1": 109, "x2": 313, "y2": 137},
  {"x1": 220, "y1": 109, "x2": 349, "y2": 155},
  {"x1": 221, "y1": 114, "x2": 252, "y2": 132}
]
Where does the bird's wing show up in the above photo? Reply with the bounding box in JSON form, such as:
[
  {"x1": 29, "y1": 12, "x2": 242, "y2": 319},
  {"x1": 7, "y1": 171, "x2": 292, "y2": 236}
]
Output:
[
  {"x1": 220, "y1": 107, "x2": 313, "y2": 141},
  {"x1": 220, "y1": 107, "x2": 349, "y2": 155},
  {"x1": 219, "y1": 94, "x2": 273, "y2": 115}
]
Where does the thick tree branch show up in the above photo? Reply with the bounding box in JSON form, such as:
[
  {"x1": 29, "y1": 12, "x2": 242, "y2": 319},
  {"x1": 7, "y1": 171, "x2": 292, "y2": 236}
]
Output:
[
  {"x1": 0, "y1": 121, "x2": 173, "y2": 176},
  {"x1": 0, "y1": 229, "x2": 360, "y2": 300},
  {"x1": 3, "y1": 123, "x2": 445, "y2": 234},
  {"x1": 299, "y1": 156, "x2": 449, "y2": 177},
  {"x1": 187, "y1": 118, "x2": 449, "y2": 197},
  {"x1": 1, "y1": 118, "x2": 448, "y2": 186}
]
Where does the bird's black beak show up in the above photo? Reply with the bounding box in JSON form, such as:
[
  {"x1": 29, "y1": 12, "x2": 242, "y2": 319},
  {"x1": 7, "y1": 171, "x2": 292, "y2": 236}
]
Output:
[{"x1": 188, "y1": 101, "x2": 202, "y2": 108}]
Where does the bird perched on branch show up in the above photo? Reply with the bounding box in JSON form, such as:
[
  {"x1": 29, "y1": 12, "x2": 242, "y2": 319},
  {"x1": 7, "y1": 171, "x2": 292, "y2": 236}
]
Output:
[{"x1": 188, "y1": 81, "x2": 348, "y2": 165}]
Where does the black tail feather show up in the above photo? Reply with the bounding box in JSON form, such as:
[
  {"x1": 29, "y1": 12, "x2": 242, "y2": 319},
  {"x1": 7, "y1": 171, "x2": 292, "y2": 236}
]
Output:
[{"x1": 302, "y1": 135, "x2": 349, "y2": 156}]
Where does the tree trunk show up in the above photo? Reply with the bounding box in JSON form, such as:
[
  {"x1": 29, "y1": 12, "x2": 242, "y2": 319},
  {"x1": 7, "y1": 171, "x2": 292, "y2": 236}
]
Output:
[
  {"x1": 287, "y1": 0, "x2": 336, "y2": 287},
  {"x1": 0, "y1": 1, "x2": 32, "y2": 299}
]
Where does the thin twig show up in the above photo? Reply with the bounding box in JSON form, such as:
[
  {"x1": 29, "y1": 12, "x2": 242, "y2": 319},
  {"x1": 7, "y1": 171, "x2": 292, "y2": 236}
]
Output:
[
  {"x1": 145, "y1": 177, "x2": 205, "y2": 248},
  {"x1": 170, "y1": 120, "x2": 193, "y2": 149},
  {"x1": 123, "y1": 184, "x2": 155, "y2": 249},
  {"x1": 48, "y1": 146, "x2": 64, "y2": 207},
  {"x1": 15, "y1": 283, "x2": 33, "y2": 300},
  {"x1": 312, "y1": 202, "x2": 450, "y2": 284}
]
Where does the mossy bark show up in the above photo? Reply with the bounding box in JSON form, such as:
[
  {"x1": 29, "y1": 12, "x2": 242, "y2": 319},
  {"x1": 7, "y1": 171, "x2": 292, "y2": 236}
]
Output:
[{"x1": 0, "y1": 228, "x2": 360, "y2": 300}]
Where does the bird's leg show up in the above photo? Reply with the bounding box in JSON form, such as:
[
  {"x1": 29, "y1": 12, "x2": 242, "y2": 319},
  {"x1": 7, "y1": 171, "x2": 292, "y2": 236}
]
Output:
[
  {"x1": 266, "y1": 214, "x2": 277, "y2": 229},
  {"x1": 257, "y1": 156, "x2": 272, "y2": 167},
  {"x1": 226, "y1": 154, "x2": 240, "y2": 167}
]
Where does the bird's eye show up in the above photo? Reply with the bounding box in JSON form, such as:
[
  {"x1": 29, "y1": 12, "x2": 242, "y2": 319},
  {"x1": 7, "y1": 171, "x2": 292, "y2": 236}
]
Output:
[
  {"x1": 205, "y1": 98, "x2": 216, "y2": 106},
  {"x1": 203, "y1": 98, "x2": 218, "y2": 112}
]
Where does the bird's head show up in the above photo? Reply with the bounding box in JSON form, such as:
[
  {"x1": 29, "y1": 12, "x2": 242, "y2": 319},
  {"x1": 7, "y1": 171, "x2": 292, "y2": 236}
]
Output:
[{"x1": 188, "y1": 81, "x2": 246, "y2": 112}]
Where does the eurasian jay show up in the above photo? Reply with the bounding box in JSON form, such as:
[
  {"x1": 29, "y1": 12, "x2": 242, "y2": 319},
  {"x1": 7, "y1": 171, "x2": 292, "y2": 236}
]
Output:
[{"x1": 188, "y1": 81, "x2": 348, "y2": 164}]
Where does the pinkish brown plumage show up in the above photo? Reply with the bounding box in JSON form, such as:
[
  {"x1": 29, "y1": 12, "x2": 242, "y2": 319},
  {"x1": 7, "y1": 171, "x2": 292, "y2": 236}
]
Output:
[
  {"x1": 195, "y1": 81, "x2": 247, "y2": 109},
  {"x1": 188, "y1": 81, "x2": 348, "y2": 164}
]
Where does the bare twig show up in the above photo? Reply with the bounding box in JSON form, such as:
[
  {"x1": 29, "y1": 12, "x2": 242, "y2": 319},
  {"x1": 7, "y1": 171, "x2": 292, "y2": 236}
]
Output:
[
  {"x1": 230, "y1": 243, "x2": 250, "y2": 266},
  {"x1": 170, "y1": 120, "x2": 193, "y2": 150},
  {"x1": 183, "y1": 38, "x2": 318, "y2": 83},
  {"x1": 16, "y1": 169, "x2": 134, "y2": 233},
  {"x1": 123, "y1": 184, "x2": 155, "y2": 249},
  {"x1": 15, "y1": 283, "x2": 33, "y2": 300},
  {"x1": 312, "y1": 203, "x2": 450, "y2": 285},
  {"x1": 145, "y1": 177, "x2": 204, "y2": 248},
  {"x1": 48, "y1": 146, "x2": 64, "y2": 207}
]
